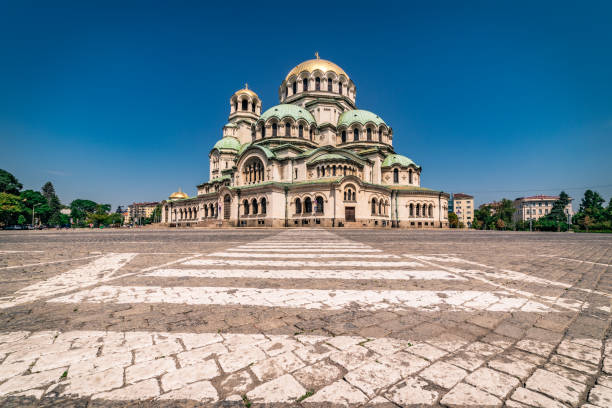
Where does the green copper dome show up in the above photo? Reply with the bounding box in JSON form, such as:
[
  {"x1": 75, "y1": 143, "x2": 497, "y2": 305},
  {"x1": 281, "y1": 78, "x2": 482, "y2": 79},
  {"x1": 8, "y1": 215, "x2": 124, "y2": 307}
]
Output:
[
  {"x1": 308, "y1": 153, "x2": 352, "y2": 164},
  {"x1": 259, "y1": 104, "x2": 316, "y2": 124},
  {"x1": 237, "y1": 142, "x2": 251, "y2": 156},
  {"x1": 382, "y1": 154, "x2": 419, "y2": 168},
  {"x1": 213, "y1": 136, "x2": 241, "y2": 151},
  {"x1": 338, "y1": 110, "x2": 386, "y2": 128}
]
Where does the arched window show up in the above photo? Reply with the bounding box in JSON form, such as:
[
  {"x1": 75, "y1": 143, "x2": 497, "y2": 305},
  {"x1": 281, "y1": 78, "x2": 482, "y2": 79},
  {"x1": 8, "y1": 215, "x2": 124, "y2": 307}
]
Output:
[
  {"x1": 339, "y1": 82, "x2": 343, "y2": 95},
  {"x1": 416, "y1": 204, "x2": 420, "y2": 218},
  {"x1": 261, "y1": 198, "x2": 267, "y2": 215},
  {"x1": 371, "y1": 198, "x2": 377, "y2": 215},
  {"x1": 321, "y1": 167, "x2": 325, "y2": 177},
  {"x1": 292, "y1": 82, "x2": 297, "y2": 94},
  {"x1": 242, "y1": 100, "x2": 248, "y2": 111},
  {"x1": 302, "y1": 78, "x2": 308, "y2": 91},
  {"x1": 367, "y1": 128, "x2": 372, "y2": 141},
  {"x1": 341, "y1": 131, "x2": 346, "y2": 143},
  {"x1": 353, "y1": 128, "x2": 359, "y2": 141},
  {"x1": 243, "y1": 157, "x2": 265, "y2": 184},
  {"x1": 393, "y1": 168, "x2": 399, "y2": 183},
  {"x1": 284, "y1": 87, "x2": 288, "y2": 98},
  {"x1": 251, "y1": 198, "x2": 258, "y2": 215},
  {"x1": 243, "y1": 199, "x2": 249, "y2": 215},
  {"x1": 298, "y1": 124, "x2": 303, "y2": 138},
  {"x1": 315, "y1": 196, "x2": 324, "y2": 214},
  {"x1": 344, "y1": 190, "x2": 347, "y2": 200},
  {"x1": 223, "y1": 195, "x2": 231, "y2": 220},
  {"x1": 317, "y1": 167, "x2": 320, "y2": 178},
  {"x1": 295, "y1": 198, "x2": 302, "y2": 214},
  {"x1": 429, "y1": 204, "x2": 433, "y2": 218},
  {"x1": 315, "y1": 77, "x2": 320, "y2": 91},
  {"x1": 332, "y1": 165, "x2": 336, "y2": 176},
  {"x1": 327, "y1": 78, "x2": 332, "y2": 91},
  {"x1": 409, "y1": 169, "x2": 413, "y2": 184},
  {"x1": 204, "y1": 206, "x2": 208, "y2": 218},
  {"x1": 379, "y1": 201, "x2": 382, "y2": 215},
  {"x1": 352, "y1": 190, "x2": 356, "y2": 200},
  {"x1": 261, "y1": 125, "x2": 266, "y2": 138},
  {"x1": 252, "y1": 101, "x2": 256, "y2": 113},
  {"x1": 272, "y1": 123, "x2": 277, "y2": 137},
  {"x1": 309, "y1": 128, "x2": 314, "y2": 140},
  {"x1": 378, "y1": 128, "x2": 383, "y2": 142},
  {"x1": 285, "y1": 122, "x2": 291, "y2": 136},
  {"x1": 234, "y1": 101, "x2": 238, "y2": 112},
  {"x1": 304, "y1": 197, "x2": 312, "y2": 213},
  {"x1": 251, "y1": 127, "x2": 256, "y2": 141}
]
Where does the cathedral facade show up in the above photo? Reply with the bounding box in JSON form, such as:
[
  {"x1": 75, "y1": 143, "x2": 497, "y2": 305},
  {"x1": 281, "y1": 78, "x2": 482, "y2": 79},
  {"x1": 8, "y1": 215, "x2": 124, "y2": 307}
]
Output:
[{"x1": 161, "y1": 56, "x2": 449, "y2": 228}]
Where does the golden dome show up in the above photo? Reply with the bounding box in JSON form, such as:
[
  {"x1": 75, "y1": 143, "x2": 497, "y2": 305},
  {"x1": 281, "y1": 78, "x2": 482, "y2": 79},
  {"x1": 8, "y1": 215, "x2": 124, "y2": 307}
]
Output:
[
  {"x1": 285, "y1": 54, "x2": 349, "y2": 81},
  {"x1": 234, "y1": 83, "x2": 258, "y2": 99},
  {"x1": 169, "y1": 188, "x2": 188, "y2": 200}
]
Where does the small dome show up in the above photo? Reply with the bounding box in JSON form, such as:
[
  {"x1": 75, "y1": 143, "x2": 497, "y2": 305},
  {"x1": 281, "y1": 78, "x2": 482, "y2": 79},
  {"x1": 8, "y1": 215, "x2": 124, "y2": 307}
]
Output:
[
  {"x1": 259, "y1": 104, "x2": 316, "y2": 125},
  {"x1": 308, "y1": 153, "x2": 353, "y2": 165},
  {"x1": 213, "y1": 136, "x2": 241, "y2": 151},
  {"x1": 382, "y1": 154, "x2": 419, "y2": 168},
  {"x1": 338, "y1": 110, "x2": 386, "y2": 128},
  {"x1": 286, "y1": 56, "x2": 349, "y2": 81},
  {"x1": 233, "y1": 83, "x2": 258, "y2": 99},
  {"x1": 169, "y1": 189, "x2": 188, "y2": 200}
]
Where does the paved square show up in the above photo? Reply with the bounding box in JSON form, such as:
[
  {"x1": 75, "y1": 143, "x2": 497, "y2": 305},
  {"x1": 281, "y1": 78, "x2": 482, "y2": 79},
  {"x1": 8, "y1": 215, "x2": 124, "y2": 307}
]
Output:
[{"x1": 0, "y1": 228, "x2": 611, "y2": 407}]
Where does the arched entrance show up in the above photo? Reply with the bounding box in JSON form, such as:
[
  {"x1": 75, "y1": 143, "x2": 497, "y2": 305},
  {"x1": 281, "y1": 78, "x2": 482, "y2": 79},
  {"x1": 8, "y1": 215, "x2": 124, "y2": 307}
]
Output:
[{"x1": 223, "y1": 195, "x2": 231, "y2": 220}]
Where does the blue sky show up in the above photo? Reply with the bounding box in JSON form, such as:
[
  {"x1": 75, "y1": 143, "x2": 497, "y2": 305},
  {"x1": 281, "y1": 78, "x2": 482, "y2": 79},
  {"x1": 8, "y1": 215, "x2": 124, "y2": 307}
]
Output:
[{"x1": 1, "y1": 1, "x2": 611, "y2": 210}]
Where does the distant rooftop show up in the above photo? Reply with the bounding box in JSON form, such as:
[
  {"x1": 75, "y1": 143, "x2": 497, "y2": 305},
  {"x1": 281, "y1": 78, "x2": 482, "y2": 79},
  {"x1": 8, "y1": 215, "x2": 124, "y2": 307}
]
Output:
[{"x1": 453, "y1": 193, "x2": 473, "y2": 199}]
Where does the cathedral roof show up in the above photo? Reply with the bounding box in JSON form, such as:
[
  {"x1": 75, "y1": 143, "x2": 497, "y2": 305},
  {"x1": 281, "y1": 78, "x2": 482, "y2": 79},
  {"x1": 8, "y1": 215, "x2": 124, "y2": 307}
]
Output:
[
  {"x1": 213, "y1": 136, "x2": 241, "y2": 151},
  {"x1": 308, "y1": 153, "x2": 353, "y2": 165},
  {"x1": 233, "y1": 84, "x2": 258, "y2": 99},
  {"x1": 169, "y1": 189, "x2": 189, "y2": 200},
  {"x1": 285, "y1": 57, "x2": 349, "y2": 81},
  {"x1": 382, "y1": 154, "x2": 420, "y2": 168},
  {"x1": 259, "y1": 104, "x2": 316, "y2": 124},
  {"x1": 338, "y1": 110, "x2": 386, "y2": 128}
]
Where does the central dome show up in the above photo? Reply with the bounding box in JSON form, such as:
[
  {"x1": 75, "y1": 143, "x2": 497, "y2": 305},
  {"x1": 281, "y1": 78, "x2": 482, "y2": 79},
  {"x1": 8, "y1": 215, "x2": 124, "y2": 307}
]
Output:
[{"x1": 285, "y1": 57, "x2": 349, "y2": 81}]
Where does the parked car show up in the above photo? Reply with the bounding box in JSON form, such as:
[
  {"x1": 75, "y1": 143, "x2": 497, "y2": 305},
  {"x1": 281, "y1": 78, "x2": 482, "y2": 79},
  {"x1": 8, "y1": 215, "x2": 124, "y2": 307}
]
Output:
[{"x1": 3, "y1": 225, "x2": 24, "y2": 230}]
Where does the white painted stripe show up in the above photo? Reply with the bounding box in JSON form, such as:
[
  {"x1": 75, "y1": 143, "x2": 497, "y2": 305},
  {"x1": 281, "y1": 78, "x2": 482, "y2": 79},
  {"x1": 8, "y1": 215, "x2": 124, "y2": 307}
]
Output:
[
  {"x1": 227, "y1": 248, "x2": 382, "y2": 253},
  {"x1": 243, "y1": 242, "x2": 364, "y2": 245},
  {"x1": 208, "y1": 252, "x2": 395, "y2": 259},
  {"x1": 538, "y1": 255, "x2": 612, "y2": 268},
  {"x1": 184, "y1": 259, "x2": 423, "y2": 268},
  {"x1": 0, "y1": 250, "x2": 45, "y2": 253},
  {"x1": 49, "y1": 286, "x2": 557, "y2": 312},
  {"x1": 0, "y1": 255, "x2": 104, "y2": 271},
  {"x1": 0, "y1": 254, "x2": 137, "y2": 309},
  {"x1": 145, "y1": 268, "x2": 467, "y2": 281}
]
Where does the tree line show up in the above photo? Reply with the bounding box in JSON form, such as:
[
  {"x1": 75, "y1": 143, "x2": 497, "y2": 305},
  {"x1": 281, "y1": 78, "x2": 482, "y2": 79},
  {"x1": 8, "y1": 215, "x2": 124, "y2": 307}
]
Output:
[
  {"x1": 0, "y1": 169, "x2": 122, "y2": 228},
  {"x1": 457, "y1": 190, "x2": 612, "y2": 232}
]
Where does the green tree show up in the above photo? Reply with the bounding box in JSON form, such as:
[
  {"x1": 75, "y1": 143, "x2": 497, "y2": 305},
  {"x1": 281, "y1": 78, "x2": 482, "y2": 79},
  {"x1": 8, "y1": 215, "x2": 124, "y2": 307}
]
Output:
[
  {"x1": 41, "y1": 181, "x2": 61, "y2": 212},
  {"x1": 573, "y1": 190, "x2": 610, "y2": 232},
  {"x1": 70, "y1": 199, "x2": 98, "y2": 225},
  {"x1": 0, "y1": 169, "x2": 23, "y2": 195},
  {"x1": 48, "y1": 212, "x2": 69, "y2": 227},
  {"x1": 497, "y1": 199, "x2": 515, "y2": 225},
  {"x1": 496, "y1": 218, "x2": 506, "y2": 230},
  {"x1": 17, "y1": 214, "x2": 26, "y2": 225},
  {"x1": 448, "y1": 212, "x2": 459, "y2": 228},
  {"x1": 471, "y1": 219, "x2": 482, "y2": 229},
  {"x1": 20, "y1": 190, "x2": 51, "y2": 224},
  {"x1": 0, "y1": 193, "x2": 24, "y2": 226}
]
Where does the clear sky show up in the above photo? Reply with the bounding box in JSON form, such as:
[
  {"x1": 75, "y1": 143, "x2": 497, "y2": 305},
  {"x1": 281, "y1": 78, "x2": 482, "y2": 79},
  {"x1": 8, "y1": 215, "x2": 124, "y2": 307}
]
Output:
[{"x1": 1, "y1": 1, "x2": 611, "y2": 210}]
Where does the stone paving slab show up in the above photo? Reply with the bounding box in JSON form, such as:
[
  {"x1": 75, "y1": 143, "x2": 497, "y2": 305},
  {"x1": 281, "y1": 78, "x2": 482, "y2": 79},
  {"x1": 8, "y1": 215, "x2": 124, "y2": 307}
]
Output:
[{"x1": 0, "y1": 228, "x2": 610, "y2": 407}]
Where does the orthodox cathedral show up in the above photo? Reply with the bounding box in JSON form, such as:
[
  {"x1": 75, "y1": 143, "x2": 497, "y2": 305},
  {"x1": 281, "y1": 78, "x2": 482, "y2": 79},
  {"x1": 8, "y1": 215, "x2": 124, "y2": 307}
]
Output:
[{"x1": 161, "y1": 55, "x2": 449, "y2": 228}]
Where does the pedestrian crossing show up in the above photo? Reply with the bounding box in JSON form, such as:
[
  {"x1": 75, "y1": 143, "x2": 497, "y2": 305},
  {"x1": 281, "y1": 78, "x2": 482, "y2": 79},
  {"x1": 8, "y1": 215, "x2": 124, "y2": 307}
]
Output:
[{"x1": 0, "y1": 229, "x2": 600, "y2": 405}]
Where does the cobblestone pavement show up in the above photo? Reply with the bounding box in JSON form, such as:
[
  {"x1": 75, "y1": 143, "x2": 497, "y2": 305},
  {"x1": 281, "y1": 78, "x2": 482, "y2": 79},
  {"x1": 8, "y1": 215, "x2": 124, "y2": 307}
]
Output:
[{"x1": 0, "y1": 228, "x2": 611, "y2": 407}]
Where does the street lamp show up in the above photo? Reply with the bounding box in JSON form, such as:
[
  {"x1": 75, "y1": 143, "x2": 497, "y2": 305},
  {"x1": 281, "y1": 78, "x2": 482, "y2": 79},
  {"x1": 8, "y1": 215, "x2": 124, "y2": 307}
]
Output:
[{"x1": 31, "y1": 203, "x2": 41, "y2": 228}]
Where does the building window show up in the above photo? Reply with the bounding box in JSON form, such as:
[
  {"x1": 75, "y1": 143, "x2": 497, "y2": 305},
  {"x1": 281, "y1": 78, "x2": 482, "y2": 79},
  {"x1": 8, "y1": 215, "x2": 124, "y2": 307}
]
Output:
[
  {"x1": 242, "y1": 100, "x2": 248, "y2": 111},
  {"x1": 292, "y1": 82, "x2": 297, "y2": 94},
  {"x1": 339, "y1": 83, "x2": 342, "y2": 95},
  {"x1": 353, "y1": 128, "x2": 359, "y2": 141},
  {"x1": 371, "y1": 198, "x2": 377, "y2": 215},
  {"x1": 284, "y1": 87, "x2": 288, "y2": 98},
  {"x1": 261, "y1": 125, "x2": 266, "y2": 138},
  {"x1": 295, "y1": 198, "x2": 302, "y2": 214},
  {"x1": 367, "y1": 128, "x2": 372, "y2": 141},
  {"x1": 309, "y1": 128, "x2": 314, "y2": 140},
  {"x1": 304, "y1": 197, "x2": 312, "y2": 213},
  {"x1": 302, "y1": 78, "x2": 308, "y2": 91},
  {"x1": 294, "y1": 168, "x2": 298, "y2": 179},
  {"x1": 315, "y1": 196, "x2": 324, "y2": 213},
  {"x1": 341, "y1": 131, "x2": 346, "y2": 143},
  {"x1": 409, "y1": 169, "x2": 413, "y2": 184},
  {"x1": 234, "y1": 101, "x2": 238, "y2": 112},
  {"x1": 315, "y1": 77, "x2": 320, "y2": 91},
  {"x1": 261, "y1": 198, "x2": 267, "y2": 215},
  {"x1": 252, "y1": 102, "x2": 256, "y2": 113},
  {"x1": 251, "y1": 198, "x2": 258, "y2": 215},
  {"x1": 393, "y1": 168, "x2": 399, "y2": 183},
  {"x1": 285, "y1": 122, "x2": 291, "y2": 136},
  {"x1": 272, "y1": 123, "x2": 277, "y2": 137},
  {"x1": 327, "y1": 79, "x2": 332, "y2": 91},
  {"x1": 243, "y1": 200, "x2": 249, "y2": 215}
]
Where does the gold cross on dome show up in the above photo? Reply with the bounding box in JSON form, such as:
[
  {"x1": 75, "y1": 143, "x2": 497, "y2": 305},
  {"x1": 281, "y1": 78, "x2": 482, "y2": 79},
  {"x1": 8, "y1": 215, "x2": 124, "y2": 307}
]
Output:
[
  {"x1": 315, "y1": 51, "x2": 319, "y2": 59},
  {"x1": 244, "y1": 83, "x2": 248, "y2": 89}
]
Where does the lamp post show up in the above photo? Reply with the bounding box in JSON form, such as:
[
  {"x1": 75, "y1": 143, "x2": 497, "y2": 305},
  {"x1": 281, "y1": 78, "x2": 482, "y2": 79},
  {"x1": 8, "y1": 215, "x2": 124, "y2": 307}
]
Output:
[{"x1": 32, "y1": 203, "x2": 41, "y2": 228}]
